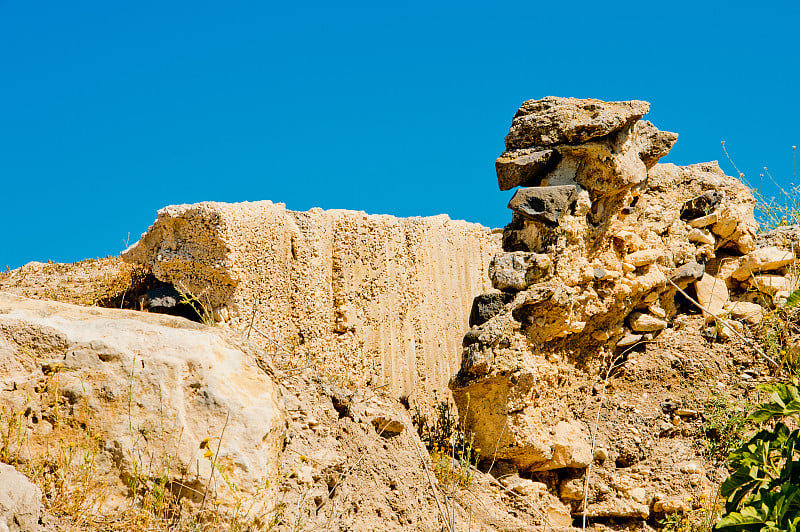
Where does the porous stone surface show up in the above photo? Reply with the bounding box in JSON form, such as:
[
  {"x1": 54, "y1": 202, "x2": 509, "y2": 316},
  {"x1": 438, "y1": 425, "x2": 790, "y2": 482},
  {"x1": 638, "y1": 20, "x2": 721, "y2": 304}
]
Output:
[
  {"x1": 0, "y1": 464, "x2": 42, "y2": 532},
  {"x1": 0, "y1": 293, "x2": 286, "y2": 516},
  {"x1": 503, "y1": 96, "x2": 651, "y2": 149},
  {"x1": 489, "y1": 251, "x2": 553, "y2": 291},
  {"x1": 122, "y1": 204, "x2": 500, "y2": 412}
]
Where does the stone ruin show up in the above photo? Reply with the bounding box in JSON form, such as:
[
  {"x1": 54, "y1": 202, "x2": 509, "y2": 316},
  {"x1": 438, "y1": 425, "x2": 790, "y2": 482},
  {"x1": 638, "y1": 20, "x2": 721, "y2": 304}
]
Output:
[
  {"x1": 122, "y1": 203, "x2": 500, "y2": 413},
  {"x1": 449, "y1": 96, "x2": 797, "y2": 519},
  {"x1": 111, "y1": 95, "x2": 800, "y2": 526}
]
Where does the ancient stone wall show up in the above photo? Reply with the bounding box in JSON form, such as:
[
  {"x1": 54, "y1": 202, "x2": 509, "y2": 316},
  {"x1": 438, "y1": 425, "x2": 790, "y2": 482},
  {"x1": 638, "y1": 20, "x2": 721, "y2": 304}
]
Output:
[
  {"x1": 450, "y1": 96, "x2": 794, "y2": 522},
  {"x1": 123, "y1": 202, "x2": 500, "y2": 410}
]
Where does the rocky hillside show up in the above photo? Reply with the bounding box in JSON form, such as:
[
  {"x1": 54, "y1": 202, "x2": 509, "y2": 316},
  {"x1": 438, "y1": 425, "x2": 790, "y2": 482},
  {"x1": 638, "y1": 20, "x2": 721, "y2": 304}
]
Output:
[{"x1": 1, "y1": 96, "x2": 797, "y2": 532}]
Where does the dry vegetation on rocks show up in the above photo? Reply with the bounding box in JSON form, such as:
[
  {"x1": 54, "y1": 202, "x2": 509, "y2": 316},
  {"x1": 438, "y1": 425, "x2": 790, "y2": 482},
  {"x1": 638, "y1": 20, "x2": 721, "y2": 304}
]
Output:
[{"x1": 2, "y1": 96, "x2": 800, "y2": 532}]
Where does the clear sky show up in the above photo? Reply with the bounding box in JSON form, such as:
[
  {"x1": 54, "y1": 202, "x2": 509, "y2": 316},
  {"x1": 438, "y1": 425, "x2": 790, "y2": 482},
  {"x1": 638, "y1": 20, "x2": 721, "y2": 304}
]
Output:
[{"x1": 2, "y1": 1, "x2": 799, "y2": 269}]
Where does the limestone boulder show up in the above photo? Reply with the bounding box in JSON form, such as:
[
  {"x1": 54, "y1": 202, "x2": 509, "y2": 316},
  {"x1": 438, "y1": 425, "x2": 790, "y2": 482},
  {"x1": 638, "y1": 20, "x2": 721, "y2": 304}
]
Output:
[
  {"x1": 0, "y1": 293, "x2": 286, "y2": 516},
  {"x1": 680, "y1": 191, "x2": 724, "y2": 221},
  {"x1": 628, "y1": 312, "x2": 667, "y2": 333},
  {"x1": 0, "y1": 464, "x2": 42, "y2": 532},
  {"x1": 504, "y1": 96, "x2": 650, "y2": 149},
  {"x1": 635, "y1": 120, "x2": 680, "y2": 168},
  {"x1": 469, "y1": 292, "x2": 515, "y2": 327},
  {"x1": 758, "y1": 224, "x2": 800, "y2": 250}
]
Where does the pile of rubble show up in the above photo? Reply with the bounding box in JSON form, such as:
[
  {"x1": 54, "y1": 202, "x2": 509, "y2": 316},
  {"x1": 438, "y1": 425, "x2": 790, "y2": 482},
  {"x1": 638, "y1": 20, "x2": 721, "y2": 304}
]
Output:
[{"x1": 450, "y1": 96, "x2": 796, "y2": 523}]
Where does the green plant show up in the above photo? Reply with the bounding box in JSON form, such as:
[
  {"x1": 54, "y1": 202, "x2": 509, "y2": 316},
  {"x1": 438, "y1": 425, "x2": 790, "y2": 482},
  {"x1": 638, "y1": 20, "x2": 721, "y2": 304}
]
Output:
[
  {"x1": 715, "y1": 379, "x2": 800, "y2": 531},
  {"x1": 413, "y1": 396, "x2": 479, "y2": 490},
  {"x1": 660, "y1": 493, "x2": 724, "y2": 532},
  {"x1": 701, "y1": 392, "x2": 752, "y2": 463}
]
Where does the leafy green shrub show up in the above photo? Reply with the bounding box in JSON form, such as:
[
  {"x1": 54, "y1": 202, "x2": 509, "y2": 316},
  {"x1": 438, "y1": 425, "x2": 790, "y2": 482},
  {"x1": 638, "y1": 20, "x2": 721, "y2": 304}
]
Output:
[{"x1": 715, "y1": 379, "x2": 800, "y2": 531}]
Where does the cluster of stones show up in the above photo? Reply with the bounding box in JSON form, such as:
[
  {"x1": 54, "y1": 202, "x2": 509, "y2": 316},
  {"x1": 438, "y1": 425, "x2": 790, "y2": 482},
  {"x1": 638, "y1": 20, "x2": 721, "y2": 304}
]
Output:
[{"x1": 449, "y1": 96, "x2": 791, "y2": 522}]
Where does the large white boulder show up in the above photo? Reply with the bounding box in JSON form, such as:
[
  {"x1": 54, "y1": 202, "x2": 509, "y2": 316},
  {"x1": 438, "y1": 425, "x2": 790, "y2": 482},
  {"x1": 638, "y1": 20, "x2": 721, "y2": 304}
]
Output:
[{"x1": 0, "y1": 293, "x2": 286, "y2": 518}]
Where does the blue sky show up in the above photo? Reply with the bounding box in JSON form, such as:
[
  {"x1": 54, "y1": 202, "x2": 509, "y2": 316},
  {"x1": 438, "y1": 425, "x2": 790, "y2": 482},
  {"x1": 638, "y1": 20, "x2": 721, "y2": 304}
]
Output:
[{"x1": 2, "y1": 1, "x2": 799, "y2": 269}]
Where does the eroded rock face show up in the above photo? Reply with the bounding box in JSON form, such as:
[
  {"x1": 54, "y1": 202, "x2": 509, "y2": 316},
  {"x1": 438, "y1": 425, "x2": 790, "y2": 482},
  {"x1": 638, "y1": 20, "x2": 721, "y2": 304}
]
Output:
[
  {"x1": 0, "y1": 293, "x2": 286, "y2": 517},
  {"x1": 451, "y1": 96, "x2": 763, "y2": 485},
  {"x1": 122, "y1": 204, "x2": 500, "y2": 412}
]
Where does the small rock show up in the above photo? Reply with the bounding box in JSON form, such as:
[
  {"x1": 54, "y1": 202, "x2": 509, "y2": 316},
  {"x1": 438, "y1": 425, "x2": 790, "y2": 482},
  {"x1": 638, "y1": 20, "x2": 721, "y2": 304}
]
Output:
[
  {"x1": 661, "y1": 399, "x2": 678, "y2": 413},
  {"x1": 750, "y1": 274, "x2": 793, "y2": 295},
  {"x1": 679, "y1": 461, "x2": 704, "y2": 475},
  {"x1": 495, "y1": 149, "x2": 560, "y2": 191},
  {"x1": 670, "y1": 262, "x2": 705, "y2": 289},
  {"x1": 688, "y1": 212, "x2": 719, "y2": 228},
  {"x1": 732, "y1": 247, "x2": 796, "y2": 281},
  {"x1": 643, "y1": 291, "x2": 660, "y2": 303},
  {"x1": 680, "y1": 190, "x2": 724, "y2": 221},
  {"x1": 726, "y1": 301, "x2": 764, "y2": 325},
  {"x1": 617, "y1": 332, "x2": 643, "y2": 347},
  {"x1": 774, "y1": 290, "x2": 791, "y2": 308},
  {"x1": 655, "y1": 498, "x2": 690, "y2": 514},
  {"x1": 675, "y1": 408, "x2": 698, "y2": 418},
  {"x1": 694, "y1": 274, "x2": 729, "y2": 318},
  {"x1": 489, "y1": 252, "x2": 553, "y2": 291},
  {"x1": 371, "y1": 416, "x2": 405, "y2": 437},
  {"x1": 628, "y1": 312, "x2": 667, "y2": 332},
  {"x1": 688, "y1": 228, "x2": 716, "y2": 245},
  {"x1": 296, "y1": 465, "x2": 315, "y2": 485},
  {"x1": 507, "y1": 185, "x2": 579, "y2": 226},
  {"x1": 626, "y1": 249, "x2": 663, "y2": 267},
  {"x1": 594, "y1": 448, "x2": 608, "y2": 462}
]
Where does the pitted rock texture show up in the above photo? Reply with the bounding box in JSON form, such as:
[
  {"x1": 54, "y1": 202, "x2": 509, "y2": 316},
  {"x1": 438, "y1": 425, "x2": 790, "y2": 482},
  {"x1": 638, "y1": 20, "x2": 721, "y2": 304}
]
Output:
[
  {"x1": 503, "y1": 96, "x2": 650, "y2": 149},
  {"x1": 122, "y1": 203, "x2": 500, "y2": 413},
  {"x1": 0, "y1": 293, "x2": 286, "y2": 517}
]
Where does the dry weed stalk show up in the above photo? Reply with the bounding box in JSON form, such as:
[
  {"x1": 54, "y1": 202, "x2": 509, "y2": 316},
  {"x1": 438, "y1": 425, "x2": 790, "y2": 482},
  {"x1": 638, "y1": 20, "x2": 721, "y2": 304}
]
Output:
[{"x1": 582, "y1": 354, "x2": 623, "y2": 530}]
